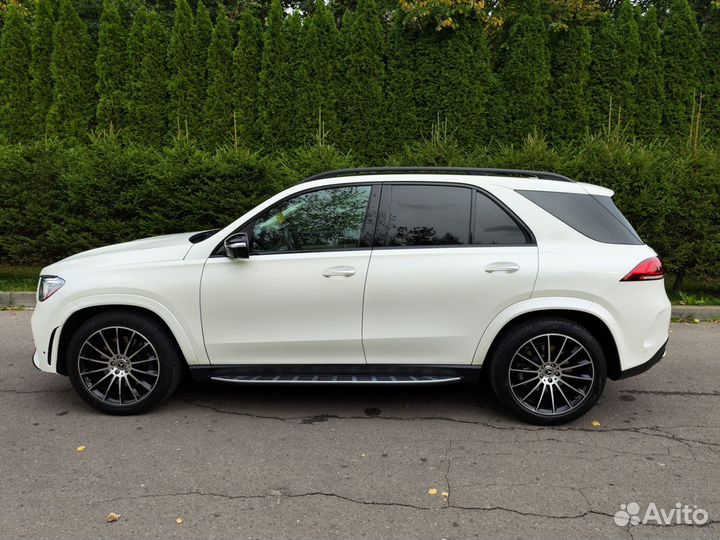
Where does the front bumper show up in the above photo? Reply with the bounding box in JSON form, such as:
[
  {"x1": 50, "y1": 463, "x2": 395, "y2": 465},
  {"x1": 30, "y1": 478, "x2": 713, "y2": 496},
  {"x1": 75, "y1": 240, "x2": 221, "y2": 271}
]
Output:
[
  {"x1": 618, "y1": 339, "x2": 668, "y2": 379},
  {"x1": 31, "y1": 294, "x2": 68, "y2": 374}
]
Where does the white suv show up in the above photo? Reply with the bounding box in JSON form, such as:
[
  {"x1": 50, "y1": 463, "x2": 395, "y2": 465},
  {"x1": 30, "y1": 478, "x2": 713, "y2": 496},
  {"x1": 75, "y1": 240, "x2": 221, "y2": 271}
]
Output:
[{"x1": 31, "y1": 168, "x2": 671, "y2": 424}]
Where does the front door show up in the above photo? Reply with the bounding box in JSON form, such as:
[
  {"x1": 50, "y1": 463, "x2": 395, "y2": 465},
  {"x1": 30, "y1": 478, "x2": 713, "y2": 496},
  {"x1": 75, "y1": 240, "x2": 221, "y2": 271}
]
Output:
[{"x1": 201, "y1": 184, "x2": 377, "y2": 365}]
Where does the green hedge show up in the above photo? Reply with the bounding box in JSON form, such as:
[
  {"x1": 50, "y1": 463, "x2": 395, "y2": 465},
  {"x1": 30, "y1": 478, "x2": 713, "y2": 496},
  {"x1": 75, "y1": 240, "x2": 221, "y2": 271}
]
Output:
[{"x1": 1, "y1": 134, "x2": 718, "y2": 288}]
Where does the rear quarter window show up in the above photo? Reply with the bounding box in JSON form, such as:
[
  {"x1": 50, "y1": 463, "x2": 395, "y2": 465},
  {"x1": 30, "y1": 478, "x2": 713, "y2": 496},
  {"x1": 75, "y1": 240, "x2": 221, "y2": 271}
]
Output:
[{"x1": 517, "y1": 190, "x2": 643, "y2": 245}]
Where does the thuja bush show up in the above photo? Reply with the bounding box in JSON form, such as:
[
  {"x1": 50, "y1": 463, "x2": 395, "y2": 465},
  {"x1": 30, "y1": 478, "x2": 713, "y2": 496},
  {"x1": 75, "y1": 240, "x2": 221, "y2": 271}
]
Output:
[
  {"x1": 0, "y1": 134, "x2": 718, "y2": 287},
  {"x1": 146, "y1": 141, "x2": 281, "y2": 233},
  {"x1": 46, "y1": 135, "x2": 162, "y2": 255},
  {"x1": 0, "y1": 140, "x2": 69, "y2": 263}
]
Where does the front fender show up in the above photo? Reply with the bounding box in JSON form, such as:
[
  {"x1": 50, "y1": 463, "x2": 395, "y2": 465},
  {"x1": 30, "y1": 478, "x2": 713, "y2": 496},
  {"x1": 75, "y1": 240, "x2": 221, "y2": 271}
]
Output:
[{"x1": 65, "y1": 294, "x2": 206, "y2": 365}]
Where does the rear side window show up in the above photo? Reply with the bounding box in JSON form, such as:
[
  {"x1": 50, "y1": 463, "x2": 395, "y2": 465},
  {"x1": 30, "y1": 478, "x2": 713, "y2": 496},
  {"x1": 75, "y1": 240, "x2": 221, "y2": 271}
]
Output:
[
  {"x1": 518, "y1": 190, "x2": 642, "y2": 245},
  {"x1": 384, "y1": 185, "x2": 471, "y2": 246},
  {"x1": 474, "y1": 191, "x2": 528, "y2": 245}
]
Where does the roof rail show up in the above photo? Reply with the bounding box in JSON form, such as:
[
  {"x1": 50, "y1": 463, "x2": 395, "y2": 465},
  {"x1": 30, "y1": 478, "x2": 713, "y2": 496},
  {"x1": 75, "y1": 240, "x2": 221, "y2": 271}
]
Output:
[{"x1": 301, "y1": 167, "x2": 575, "y2": 183}]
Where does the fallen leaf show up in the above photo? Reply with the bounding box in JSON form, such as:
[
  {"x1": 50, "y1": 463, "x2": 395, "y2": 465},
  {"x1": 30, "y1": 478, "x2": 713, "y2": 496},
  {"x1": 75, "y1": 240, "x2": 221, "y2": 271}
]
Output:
[
  {"x1": 591, "y1": 420, "x2": 601, "y2": 427},
  {"x1": 441, "y1": 492, "x2": 449, "y2": 497},
  {"x1": 76, "y1": 445, "x2": 86, "y2": 452},
  {"x1": 176, "y1": 517, "x2": 184, "y2": 525},
  {"x1": 106, "y1": 512, "x2": 121, "y2": 522},
  {"x1": 428, "y1": 488, "x2": 438, "y2": 495}
]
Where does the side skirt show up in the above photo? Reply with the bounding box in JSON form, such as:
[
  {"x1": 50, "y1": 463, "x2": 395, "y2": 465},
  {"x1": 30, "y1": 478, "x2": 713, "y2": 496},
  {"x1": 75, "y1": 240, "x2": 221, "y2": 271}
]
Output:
[{"x1": 189, "y1": 364, "x2": 484, "y2": 385}]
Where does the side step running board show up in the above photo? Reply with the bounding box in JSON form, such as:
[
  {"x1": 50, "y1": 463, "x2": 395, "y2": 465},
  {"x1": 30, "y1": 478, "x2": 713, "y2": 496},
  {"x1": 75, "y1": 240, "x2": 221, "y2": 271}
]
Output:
[
  {"x1": 210, "y1": 374, "x2": 462, "y2": 385},
  {"x1": 189, "y1": 364, "x2": 483, "y2": 384}
]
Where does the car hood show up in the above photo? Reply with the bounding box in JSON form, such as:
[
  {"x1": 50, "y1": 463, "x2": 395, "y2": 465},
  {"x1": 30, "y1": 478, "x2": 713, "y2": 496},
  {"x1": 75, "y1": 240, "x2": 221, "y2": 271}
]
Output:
[{"x1": 41, "y1": 232, "x2": 200, "y2": 275}]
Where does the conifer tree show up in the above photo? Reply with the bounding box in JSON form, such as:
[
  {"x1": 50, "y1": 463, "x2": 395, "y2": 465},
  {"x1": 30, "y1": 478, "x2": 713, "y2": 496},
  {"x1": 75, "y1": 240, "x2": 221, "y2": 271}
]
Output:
[
  {"x1": 127, "y1": 10, "x2": 168, "y2": 146},
  {"x1": 407, "y1": 30, "x2": 452, "y2": 143},
  {"x1": 194, "y1": 0, "x2": 213, "y2": 105},
  {"x1": 0, "y1": 2, "x2": 33, "y2": 142},
  {"x1": 635, "y1": 7, "x2": 665, "y2": 139},
  {"x1": 663, "y1": 0, "x2": 701, "y2": 133},
  {"x1": 615, "y1": 0, "x2": 640, "y2": 133},
  {"x1": 46, "y1": 0, "x2": 95, "y2": 140},
  {"x1": 588, "y1": 14, "x2": 620, "y2": 131},
  {"x1": 257, "y1": 0, "x2": 293, "y2": 150},
  {"x1": 443, "y1": 18, "x2": 491, "y2": 146},
  {"x1": 496, "y1": 0, "x2": 550, "y2": 142},
  {"x1": 385, "y1": 20, "x2": 417, "y2": 150},
  {"x1": 298, "y1": 0, "x2": 339, "y2": 143},
  {"x1": 29, "y1": 0, "x2": 55, "y2": 136},
  {"x1": 126, "y1": 5, "x2": 148, "y2": 91},
  {"x1": 549, "y1": 25, "x2": 591, "y2": 141},
  {"x1": 233, "y1": 8, "x2": 263, "y2": 148},
  {"x1": 167, "y1": 0, "x2": 200, "y2": 137},
  {"x1": 284, "y1": 11, "x2": 307, "y2": 147},
  {"x1": 96, "y1": 0, "x2": 128, "y2": 131},
  {"x1": 701, "y1": 5, "x2": 720, "y2": 134},
  {"x1": 203, "y1": 6, "x2": 235, "y2": 148},
  {"x1": 337, "y1": 0, "x2": 386, "y2": 159},
  {"x1": 398, "y1": 18, "x2": 490, "y2": 147}
]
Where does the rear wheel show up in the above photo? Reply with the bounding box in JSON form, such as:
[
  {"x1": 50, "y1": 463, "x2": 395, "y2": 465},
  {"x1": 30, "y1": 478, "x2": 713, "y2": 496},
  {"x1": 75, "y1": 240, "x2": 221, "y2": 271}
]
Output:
[
  {"x1": 489, "y1": 318, "x2": 606, "y2": 425},
  {"x1": 67, "y1": 310, "x2": 184, "y2": 415}
]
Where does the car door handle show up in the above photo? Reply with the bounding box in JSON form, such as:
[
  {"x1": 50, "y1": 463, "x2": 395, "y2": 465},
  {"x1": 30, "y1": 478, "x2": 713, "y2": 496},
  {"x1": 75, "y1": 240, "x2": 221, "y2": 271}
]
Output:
[
  {"x1": 322, "y1": 266, "x2": 356, "y2": 278},
  {"x1": 484, "y1": 262, "x2": 520, "y2": 274}
]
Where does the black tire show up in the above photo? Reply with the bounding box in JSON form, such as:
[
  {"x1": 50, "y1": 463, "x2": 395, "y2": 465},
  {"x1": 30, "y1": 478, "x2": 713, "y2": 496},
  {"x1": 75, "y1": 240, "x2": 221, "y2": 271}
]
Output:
[
  {"x1": 488, "y1": 317, "x2": 607, "y2": 425},
  {"x1": 67, "y1": 310, "x2": 184, "y2": 415}
]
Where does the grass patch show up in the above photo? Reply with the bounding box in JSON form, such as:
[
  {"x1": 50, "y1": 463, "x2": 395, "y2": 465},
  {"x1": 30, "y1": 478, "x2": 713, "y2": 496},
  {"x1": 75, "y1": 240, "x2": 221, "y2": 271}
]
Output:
[
  {"x1": 666, "y1": 278, "x2": 720, "y2": 305},
  {"x1": 0, "y1": 265, "x2": 41, "y2": 291},
  {"x1": 672, "y1": 291, "x2": 720, "y2": 306}
]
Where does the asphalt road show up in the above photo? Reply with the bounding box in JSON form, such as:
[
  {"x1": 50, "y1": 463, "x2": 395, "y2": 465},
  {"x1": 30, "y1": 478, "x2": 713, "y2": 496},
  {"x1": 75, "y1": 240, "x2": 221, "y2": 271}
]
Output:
[{"x1": 1, "y1": 310, "x2": 719, "y2": 540}]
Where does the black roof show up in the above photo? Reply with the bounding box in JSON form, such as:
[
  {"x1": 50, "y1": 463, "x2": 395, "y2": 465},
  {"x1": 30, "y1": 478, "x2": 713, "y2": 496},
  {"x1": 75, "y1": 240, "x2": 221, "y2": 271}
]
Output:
[{"x1": 302, "y1": 167, "x2": 575, "y2": 183}]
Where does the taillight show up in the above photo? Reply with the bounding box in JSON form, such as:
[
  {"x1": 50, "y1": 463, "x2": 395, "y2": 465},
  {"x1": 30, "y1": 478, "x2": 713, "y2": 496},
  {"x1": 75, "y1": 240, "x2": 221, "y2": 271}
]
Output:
[{"x1": 621, "y1": 257, "x2": 664, "y2": 281}]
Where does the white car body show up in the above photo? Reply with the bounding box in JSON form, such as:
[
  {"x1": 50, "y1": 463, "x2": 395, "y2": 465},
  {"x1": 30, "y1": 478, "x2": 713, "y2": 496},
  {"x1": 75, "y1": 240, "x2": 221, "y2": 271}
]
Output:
[{"x1": 31, "y1": 169, "x2": 671, "y2": 422}]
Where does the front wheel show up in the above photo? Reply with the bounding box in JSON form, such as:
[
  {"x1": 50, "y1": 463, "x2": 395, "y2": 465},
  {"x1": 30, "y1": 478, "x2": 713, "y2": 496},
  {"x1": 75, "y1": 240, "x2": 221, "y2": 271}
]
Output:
[
  {"x1": 489, "y1": 318, "x2": 607, "y2": 425},
  {"x1": 67, "y1": 310, "x2": 184, "y2": 415}
]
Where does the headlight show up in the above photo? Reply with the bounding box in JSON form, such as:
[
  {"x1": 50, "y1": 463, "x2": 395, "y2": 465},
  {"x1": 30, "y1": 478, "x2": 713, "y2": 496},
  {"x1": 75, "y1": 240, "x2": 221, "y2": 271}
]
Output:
[{"x1": 38, "y1": 276, "x2": 65, "y2": 302}]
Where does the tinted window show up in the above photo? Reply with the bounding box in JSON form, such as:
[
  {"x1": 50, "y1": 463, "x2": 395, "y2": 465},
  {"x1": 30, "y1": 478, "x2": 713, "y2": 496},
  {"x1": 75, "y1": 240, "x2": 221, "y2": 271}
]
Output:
[
  {"x1": 384, "y1": 185, "x2": 471, "y2": 246},
  {"x1": 474, "y1": 192, "x2": 528, "y2": 245},
  {"x1": 518, "y1": 190, "x2": 643, "y2": 245},
  {"x1": 251, "y1": 185, "x2": 372, "y2": 253}
]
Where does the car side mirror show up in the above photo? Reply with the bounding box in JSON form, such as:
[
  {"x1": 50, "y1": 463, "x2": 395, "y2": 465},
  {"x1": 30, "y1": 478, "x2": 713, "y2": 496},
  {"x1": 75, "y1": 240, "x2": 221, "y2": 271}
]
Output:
[{"x1": 224, "y1": 232, "x2": 249, "y2": 259}]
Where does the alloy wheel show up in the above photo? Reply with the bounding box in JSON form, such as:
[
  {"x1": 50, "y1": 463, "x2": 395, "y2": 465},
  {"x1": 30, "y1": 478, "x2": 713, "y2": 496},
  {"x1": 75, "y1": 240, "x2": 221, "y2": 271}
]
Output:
[
  {"x1": 507, "y1": 333, "x2": 595, "y2": 416},
  {"x1": 77, "y1": 326, "x2": 160, "y2": 406}
]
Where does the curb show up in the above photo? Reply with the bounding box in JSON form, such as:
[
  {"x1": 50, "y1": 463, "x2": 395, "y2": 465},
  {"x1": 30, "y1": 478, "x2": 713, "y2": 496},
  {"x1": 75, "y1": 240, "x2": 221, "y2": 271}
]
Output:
[
  {"x1": 1, "y1": 291, "x2": 36, "y2": 308},
  {"x1": 671, "y1": 305, "x2": 720, "y2": 320},
  {"x1": 2, "y1": 291, "x2": 720, "y2": 319}
]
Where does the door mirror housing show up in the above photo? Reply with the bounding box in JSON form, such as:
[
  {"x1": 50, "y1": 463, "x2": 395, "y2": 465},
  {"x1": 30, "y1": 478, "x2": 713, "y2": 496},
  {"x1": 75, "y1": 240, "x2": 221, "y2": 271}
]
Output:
[{"x1": 224, "y1": 232, "x2": 249, "y2": 259}]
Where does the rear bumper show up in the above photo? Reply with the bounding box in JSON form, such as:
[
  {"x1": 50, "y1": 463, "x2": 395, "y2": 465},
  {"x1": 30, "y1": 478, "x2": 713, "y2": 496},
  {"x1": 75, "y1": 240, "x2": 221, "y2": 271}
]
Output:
[{"x1": 617, "y1": 339, "x2": 668, "y2": 379}]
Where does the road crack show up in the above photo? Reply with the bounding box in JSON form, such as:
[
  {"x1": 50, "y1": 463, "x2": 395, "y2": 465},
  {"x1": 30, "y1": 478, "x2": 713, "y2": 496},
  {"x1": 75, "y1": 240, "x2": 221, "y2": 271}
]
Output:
[
  {"x1": 76, "y1": 489, "x2": 720, "y2": 526},
  {"x1": 178, "y1": 398, "x2": 720, "y2": 449},
  {"x1": 621, "y1": 389, "x2": 720, "y2": 398}
]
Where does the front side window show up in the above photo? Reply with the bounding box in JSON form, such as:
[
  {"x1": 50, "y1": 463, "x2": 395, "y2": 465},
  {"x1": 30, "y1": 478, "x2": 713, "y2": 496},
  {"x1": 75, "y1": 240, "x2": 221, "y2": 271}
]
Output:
[
  {"x1": 383, "y1": 185, "x2": 472, "y2": 246},
  {"x1": 251, "y1": 185, "x2": 372, "y2": 253}
]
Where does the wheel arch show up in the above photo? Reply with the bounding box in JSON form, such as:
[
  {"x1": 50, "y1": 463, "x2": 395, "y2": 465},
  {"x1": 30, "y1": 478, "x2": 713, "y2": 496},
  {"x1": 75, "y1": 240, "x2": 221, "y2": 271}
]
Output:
[
  {"x1": 55, "y1": 302, "x2": 199, "y2": 376},
  {"x1": 474, "y1": 302, "x2": 622, "y2": 380}
]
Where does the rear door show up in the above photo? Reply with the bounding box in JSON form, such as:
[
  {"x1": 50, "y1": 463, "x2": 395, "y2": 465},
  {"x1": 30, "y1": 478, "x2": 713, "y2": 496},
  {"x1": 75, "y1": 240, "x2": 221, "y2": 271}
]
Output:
[{"x1": 362, "y1": 183, "x2": 539, "y2": 365}]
